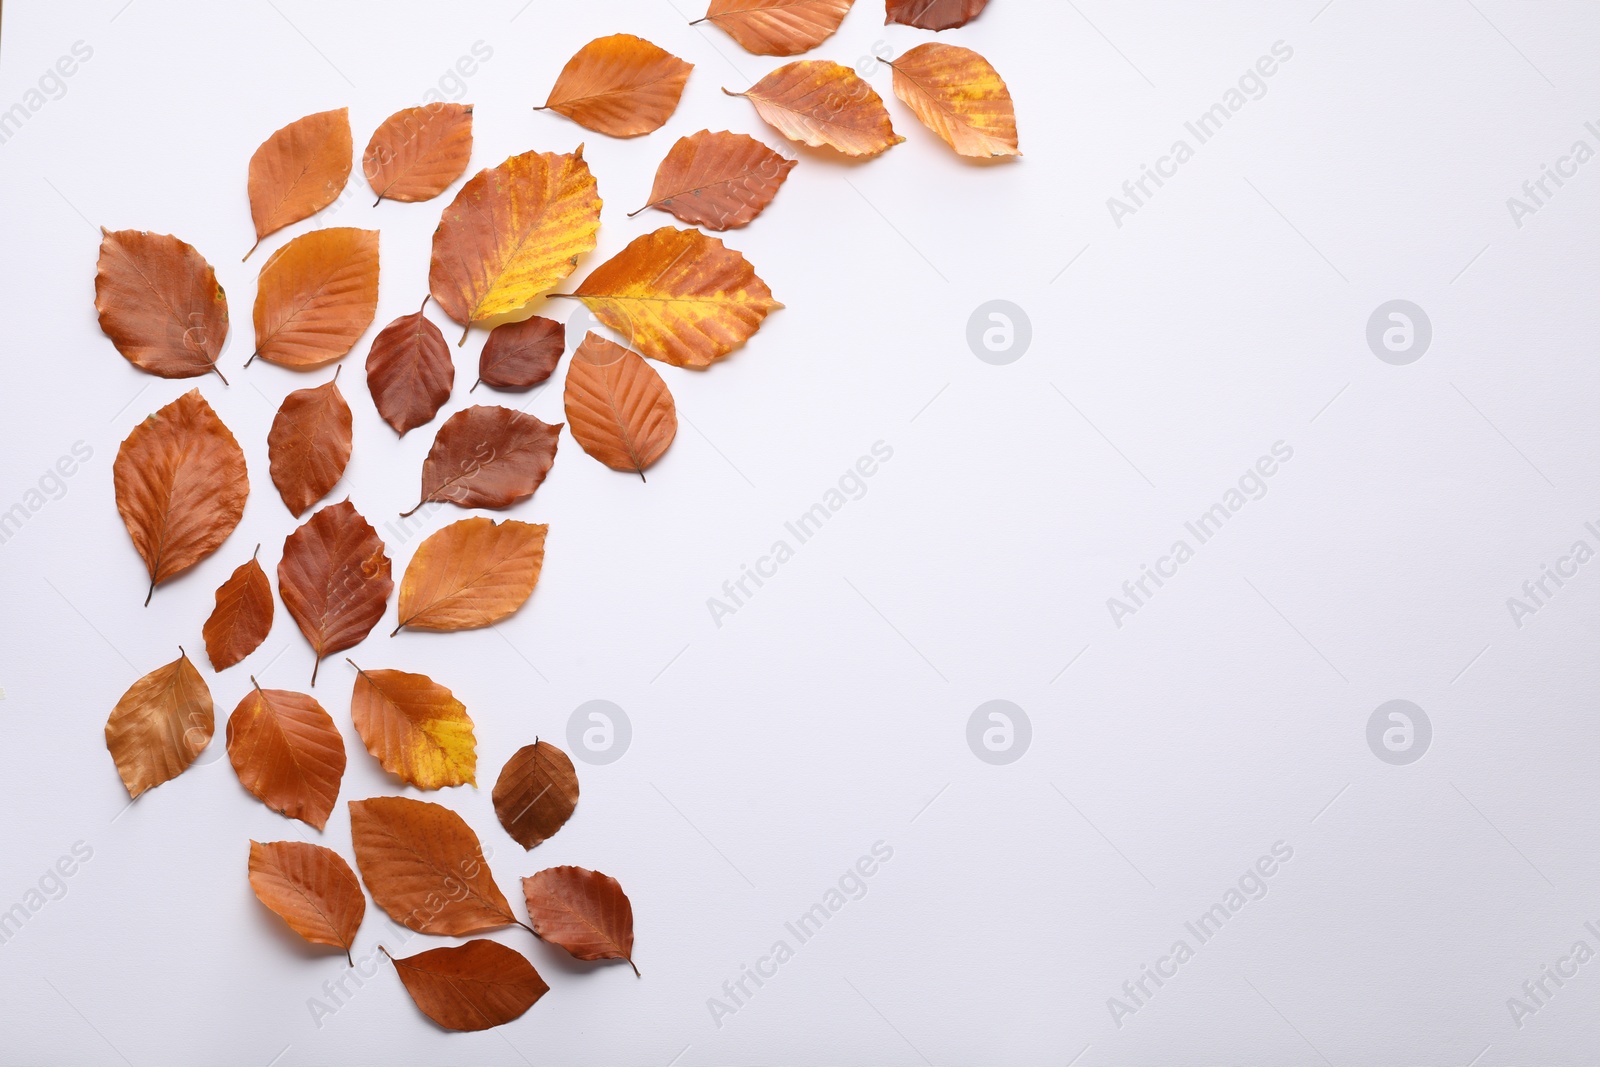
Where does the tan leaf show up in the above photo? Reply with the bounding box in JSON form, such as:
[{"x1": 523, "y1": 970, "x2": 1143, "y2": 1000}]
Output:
[
  {"x1": 202, "y1": 545, "x2": 273, "y2": 671},
  {"x1": 887, "y1": 43, "x2": 1019, "y2": 157},
  {"x1": 727, "y1": 60, "x2": 904, "y2": 157},
  {"x1": 630, "y1": 130, "x2": 795, "y2": 230},
  {"x1": 227, "y1": 680, "x2": 346, "y2": 829},
  {"x1": 537, "y1": 34, "x2": 693, "y2": 137},
  {"x1": 95, "y1": 228, "x2": 229, "y2": 382},
  {"x1": 521, "y1": 866, "x2": 638, "y2": 974},
  {"x1": 113, "y1": 389, "x2": 248, "y2": 604},
  {"x1": 364, "y1": 103, "x2": 474, "y2": 204},
  {"x1": 694, "y1": 0, "x2": 854, "y2": 56},
  {"x1": 347, "y1": 663, "x2": 476, "y2": 789},
  {"x1": 564, "y1": 333, "x2": 677, "y2": 477},
  {"x1": 248, "y1": 840, "x2": 365, "y2": 963},
  {"x1": 885, "y1": 0, "x2": 989, "y2": 30},
  {"x1": 246, "y1": 108, "x2": 353, "y2": 258},
  {"x1": 365, "y1": 301, "x2": 454, "y2": 436},
  {"x1": 268, "y1": 368, "x2": 353, "y2": 516},
  {"x1": 492, "y1": 741, "x2": 578, "y2": 850},
  {"x1": 385, "y1": 940, "x2": 548, "y2": 1032},
  {"x1": 251, "y1": 227, "x2": 381, "y2": 369},
  {"x1": 395, "y1": 518, "x2": 547, "y2": 634},
  {"x1": 349, "y1": 796, "x2": 519, "y2": 935},
  {"x1": 474, "y1": 316, "x2": 564, "y2": 392},
  {"x1": 404, "y1": 406, "x2": 561, "y2": 515},
  {"x1": 104, "y1": 650, "x2": 213, "y2": 799},
  {"x1": 278, "y1": 501, "x2": 393, "y2": 685},
  {"x1": 566, "y1": 226, "x2": 781, "y2": 368}
]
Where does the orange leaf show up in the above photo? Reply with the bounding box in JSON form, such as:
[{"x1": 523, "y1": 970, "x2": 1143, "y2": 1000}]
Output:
[
  {"x1": 202, "y1": 545, "x2": 273, "y2": 671},
  {"x1": 537, "y1": 34, "x2": 693, "y2": 137},
  {"x1": 251, "y1": 227, "x2": 380, "y2": 369},
  {"x1": 246, "y1": 108, "x2": 352, "y2": 258},
  {"x1": 248, "y1": 840, "x2": 365, "y2": 963},
  {"x1": 227, "y1": 681, "x2": 346, "y2": 829},
  {"x1": 349, "y1": 796, "x2": 518, "y2": 935},
  {"x1": 385, "y1": 940, "x2": 548, "y2": 1032},
  {"x1": 278, "y1": 501, "x2": 393, "y2": 685},
  {"x1": 887, "y1": 43, "x2": 1019, "y2": 157},
  {"x1": 522, "y1": 866, "x2": 638, "y2": 974},
  {"x1": 268, "y1": 369, "x2": 353, "y2": 516},
  {"x1": 113, "y1": 389, "x2": 248, "y2": 604},
  {"x1": 727, "y1": 60, "x2": 904, "y2": 157},
  {"x1": 405, "y1": 406, "x2": 561, "y2": 515},
  {"x1": 695, "y1": 0, "x2": 854, "y2": 56},
  {"x1": 886, "y1": 0, "x2": 988, "y2": 30},
  {"x1": 492, "y1": 741, "x2": 578, "y2": 850},
  {"x1": 104, "y1": 650, "x2": 213, "y2": 799},
  {"x1": 95, "y1": 228, "x2": 229, "y2": 382},
  {"x1": 347, "y1": 663, "x2": 476, "y2": 789},
  {"x1": 632, "y1": 130, "x2": 795, "y2": 230},
  {"x1": 395, "y1": 517, "x2": 547, "y2": 634},
  {"x1": 365, "y1": 303, "x2": 454, "y2": 436},
  {"x1": 475, "y1": 316, "x2": 564, "y2": 392},
  {"x1": 364, "y1": 103, "x2": 474, "y2": 204},
  {"x1": 564, "y1": 333, "x2": 677, "y2": 476}
]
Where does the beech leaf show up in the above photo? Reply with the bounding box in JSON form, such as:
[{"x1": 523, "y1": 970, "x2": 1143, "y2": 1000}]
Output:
[
  {"x1": 95, "y1": 228, "x2": 229, "y2": 382},
  {"x1": 364, "y1": 103, "x2": 474, "y2": 204},
  {"x1": 492, "y1": 741, "x2": 578, "y2": 850},
  {"x1": 227, "y1": 680, "x2": 346, "y2": 830},
  {"x1": 395, "y1": 517, "x2": 547, "y2": 634},
  {"x1": 268, "y1": 368, "x2": 353, "y2": 516},
  {"x1": 887, "y1": 43, "x2": 1019, "y2": 158},
  {"x1": 564, "y1": 333, "x2": 677, "y2": 477},
  {"x1": 405, "y1": 406, "x2": 561, "y2": 515},
  {"x1": 202, "y1": 545, "x2": 273, "y2": 671},
  {"x1": 522, "y1": 866, "x2": 638, "y2": 974},
  {"x1": 727, "y1": 60, "x2": 904, "y2": 157},
  {"x1": 104, "y1": 649, "x2": 213, "y2": 799},
  {"x1": 248, "y1": 840, "x2": 365, "y2": 963},
  {"x1": 475, "y1": 316, "x2": 564, "y2": 392},
  {"x1": 631, "y1": 130, "x2": 795, "y2": 230},
  {"x1": 246, "y1": 108, "x2": 353, "y2": 259},
  {"x1": 251, "y1": 227, "x2": 381, "y2": 369},
  {"x1": 694, "y1": 0, "x2": 854, "y2": 56},
  {"x1": 366, "y1": 301, "x2": 454, "y2": 436},
  {"x1": 347, "y1": 663, "x2": 476, "y2": 789},
  {"x1": 278, "y1": 500, "x2": 393, "y2": 685},
  {"x1": 384, "y1": 940, "x2": 548, "y2": 1032},
  {"x1": 885, "y1": 0, "x2": 989, "y2": 30},
  {"x1": 536, "y1": 34, "x2": 693, "y2": 137}
]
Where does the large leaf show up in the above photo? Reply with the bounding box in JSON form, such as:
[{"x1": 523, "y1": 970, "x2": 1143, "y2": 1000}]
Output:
[
  {"x1": 405, "y1": 406, "x2": 561, "y2": 515},
  {"x1": 104, "y1": 650, "x2": 213, "y2": 799},
  {"x1": 521, "y1": 866, "x2": 638, "y2": 974},
  {"x1": 385, "y1": 940, "x2": 548, "y2": 1032},
  {"x1": 226, "y1": 681, "x2": 346, "y2": 829},
  {"x1": 885, "y1": 0, "x2": 989, "y2": 30},
  {"x1": 347, "y1": 663, "x2": 476, "y2": 789},
  {"x1": 248, "y1": 840, "x2": 365, "y2": 963},
  {"x1": 113, "y1": 389, "x2": 248, "y2": 604},
  {"x1": 202, "y1": 546, "x2": 273, "y2": 671},
  {"x1": 364, "y1": 103, "x2": 474, "y2": 204},
  {"x1": 631, "y1": 130, "x2": 795, "y2": 230},
  {"x1": 492, "y1": 741, "x2": 579, "y2": 850},
  {"x1": 267, "y1": 369, "x2": 352, "y2": 516},
  {"x1": 727, "y1": 60, "x2": 904, "y2": 157},
  {"x1": 395, "y1": 517, "x2": 547, "y2": 633},
  {"x1": 537, "y1": 34, "x2": 693, "y2": 137},
  {"x1": 95, "y1": 228, "x2": 229, "y2": 381},
  {"x1": 365, "y1": 302, "x2": 454, "y2": 436},
  {"x1": 695, "y1": 0, "x2": 854, "y2": 56},
  {"x1": 246, "y1": 108, "x2": 352, "y2": 258},
  {"x1": 251, "y1": 227, "x2": 380, "y2": 369},
  {"x1": 278, "y1": 501, "x2": 393, "y2": 685},
  {"x1": 474, "y1": 316, "x2": 564, "y2": 392},
  {"x1": 887, "y1": 43, "x2": 1019, "y2": 158},
  {"x1": 563, "y1": 333, "x2": 677, "y2": 477}
]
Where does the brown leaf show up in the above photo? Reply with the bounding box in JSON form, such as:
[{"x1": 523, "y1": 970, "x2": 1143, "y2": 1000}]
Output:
[
  {"x1": 695, "y1": 0, "x2": 854, "y2": 56},
  {"x1": 567, "y1": 226, "x2": 781, "y2": 368},
  {"x1": 405, "y1": 406, "x2": 561, "y2": 515},
  {"x1": 564, "y1": 333, "x2": 677, "y2": 477},
  {"x1": 395, "y1": 518, "x2": 547, "y2": 634},
  {"x1": 727, "y1": 60, "x2": 904, "y2": 157},
  {"x1": 114, "y1": 389, "x2": 248, "y2": 604},
  {"x1": 268, "y1": 368, "x2": 353, "y2": 516},
  {"x1": 885, "y1": 0, "x2": 988, "y2": 30},
  {"x1": 248, "y1": 840, "x2": 365, "y2": 963},
  {"x1": 521, "y1": 866, "x2": 637, "y2": 974},
  {"x1": 474, "y1": 316, "x2": 564, "y2": 392},
  {"x1": 104, "y1": 650, "x2": 213, "y2": 799},
  {"x1": 385, "y1": 940, "x2": 548, "y2": 1032},
  {"x1": 631, "y1": 130, "x2": 795, "y2": 230},
  {"x1": 347, "y1": 663, "x2": 476, "y2": 789},
  {"x1": 251, "y1": 227, "x2": 381, "y2": 369},
  {"x1": 364, "y1": 103, "x2": 474, "y2": 204},
  {"x1": 227, "y1": 681, "x2": 346, "y2": 829},
  {"x1": 95, "y1": 229, "x2": 229, "y2": 382},
  {"x1": 366, "y1": 302, "x2": 454, "y2": 436},
  {"x1": 349, "y1": 796, "x2": 519, "y2": 935},
  {"x1": 278, "y1": 501, "x2": 393, "y2": 685},
  {"x1": 202, "y1": 545, "x2": 273, "y2": 671},
  {"x1": 246, "y1": 108, "x2": 353, "y2": 258},
  {"x1": 492, "y1": 741, "x2": 578, "y2": 850},
  {"x1": 887, "y1": 43, "x2": 1019, "y2": 157},
  {"x1": 537, "y1": 34, "x2": 693, "y2": 137}
]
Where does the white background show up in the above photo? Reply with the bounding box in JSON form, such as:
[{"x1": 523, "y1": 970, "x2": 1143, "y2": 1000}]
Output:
[{"x1": 2, "y1": 0, "x2": 1599, "y2": 1063}]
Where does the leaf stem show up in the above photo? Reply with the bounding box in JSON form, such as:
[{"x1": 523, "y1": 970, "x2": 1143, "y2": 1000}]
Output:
[
  {"x1": 458, "y1": 323, "x2": 470, "y2": 347},
  {"x1": 144, "y1": 579, "x2": 154, "y2": 607},
  {"x1": 399, "y1": 500, "x2": 426, "y2": 518},
  {"x1": 209, "y1": 361, "x2": 231, "y2": 387},
  {"x1": 242, "y1": 239, "x2": 261, "y2": 263},
  {"x1": 470, "y1": 379, "x2": 482, "y2": 393},
  {"x1": 627, "y1": 955, "x2": 640, "y2": 977},
  {"x1": 310, "y1": 656, "x2": 321, "y2": 687}
]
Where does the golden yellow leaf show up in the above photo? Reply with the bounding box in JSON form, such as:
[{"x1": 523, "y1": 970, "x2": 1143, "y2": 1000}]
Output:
[
  {"x1": 886, "y1": 43, "x2": 1019, "y2": 158},
  {"x1": 726, "y1": 60, "x2": 904, "y2": 157},
  {"x1": 395, "y1": 518, "x2": 547, "y2": 634},
  {"x1": 347, "y1": 663, "x2": 476, "y2": 789}
]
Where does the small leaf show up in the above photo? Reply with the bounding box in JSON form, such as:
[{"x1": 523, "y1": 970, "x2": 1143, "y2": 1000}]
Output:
[
  {"x1": 537, "y1": 34, "x2": 693, "y2": 137},
  {"x1": 366, "y1": 303, "x2": 454, "y2": 436},
  {"x1": 349, "y1": 796, "x2": 518, "y2": 935},
  {"x1": 268, "y1": 370, "x2": 353, "y2": 516},
  {"x1": 564, "y1": 333, "x2": 677, "y2": 476},
  {"x1": 246, "y1": 108, "x2": 353, "y2": 257},
  {"x1": 104, "y1": 650, "x2": 212, "y2": 799},
  {"x1": 727, "y1": 60, "x2": 904, "y2": 157},
  {"x1": 95, "y1": 229, "x2": 229, "y2": 381},
  {"x1": 696, "y1": 0, "x2": 854, "y2": 56},
  {"x1": 347, "y1": 664, "x2": 476, "y2": 789},
  {"x1": 887, "y1": 43, "x2": 1019, "y2": 158},
  {"x1": 633, "y1": 130, "x2": 795, "y2": 230},
  {"x1": 521, "y1": 866, "x2": 637, "y2": 974},
  {"x1": 475, "y1": 316, "x2": 564, "y2": 392},
  {"x1": 406, "y1": 406, "x2": 561, "y2": 515},
  {"x1": 364, "y1": 103, "x2": 474, "y2": 204},
  {"x1": 885, "y1": 0, "x2": 988, "y2": 30},
  {"x1": 251, "y1": 228, "x2": 381, "y2": 369},
  {"x1": 202, "y1": 546, "x2": 273, "y2": 671},
  {"x1": 395, "y1": 518, "x2": 547, "y2": 633},
  {"x1": 227, "y1": 680, "x2": 346, "y2": 829},
  {"x1": 278, "y1": 501, "x2": 393, "y2": 685},
  {"x1": 492, "y1": 741, "x2": 579, "y2": 850},
  {"x1": 248, "y1": 840, "x2": 365, "y2": 962},
  {"x1": 385, "y1": 940, "x2": 548, "y2": 1032}
]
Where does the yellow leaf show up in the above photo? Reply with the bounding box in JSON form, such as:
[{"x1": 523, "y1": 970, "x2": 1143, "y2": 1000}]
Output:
[
  {"x1": 887, "y1": 43, "x2": 1019, "y2": 158},
  {"x1": 347, "y1": 663, "x2": 476, "y2": 789}
]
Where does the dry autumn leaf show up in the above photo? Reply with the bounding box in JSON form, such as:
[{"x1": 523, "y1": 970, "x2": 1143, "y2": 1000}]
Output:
[
  {"x1": 726, "y1": 60, "x2": 904, "y2": 157},
  {"x1": 114, "y1": 389, "x2": 248, "y2": 604},
  {"x1": 384, "y1": 940, "x2": 548, "y2": 1032},
  {"x1": 278, "y1": 500, "x2": 393, "y2": 685},
  {"x1": 347, "y1": 662, "x2": 476, "y2": 789},
  {"x1": 522, "y1": 866, "x2": 638, "y2": 975},
  {"x1": 404, "y1": 406, "x2": 561, "y2": 515},
  {"x1": 694, "y1": 0, "x2": 854, "y2": 56},
  {"x1": 104, "y1": 649, "x2": 212, "y2": 799},
  {"x1": 563, "y1": 226, "x2": 781, "y2": 368},
  {"x1": 246, "y1": 108, "x2": 353, "y2": 259},
  {"x1": 251, "y1": 227, "x2": 381, "y2": 369},
  {"x1": 202, "y1": 545, "x2": 273, "y2": 671},
  {"x1": 95, "y1": 228, "x2": 229, "y2": 382},
  {"x1": 536, "y1": 34, "x2": 693, "y2": 137},
  {"x1": 630, "y1": 130, "x2": 795, "y2": 230},
  {"x1": 564, "y1": 333, "x2": 677, "y2": 478},
  {"x1": 364, "y1": 103, "x2": 474, "y2": 204},
  {"x1": 349, "y1": 796, "x2": 521, "y2": 935},
  {"x1": 268, "y1": 368, "x2": 353, "y2": 516},
  {"x1": 886, "y1": 43, "x2": 1019, "y2": 158},
  {"x1": 248, "y1": 840, "x2": 365, "y2": 964},
  {"x1": 227, "y1": 680, "x2": 346, "y2": 829},
  {"x1": 366, "y1": 300, "x2": 454, "y2": 436},
  {"x1": 474, "y1": 316, "x2": 564, "y2": 392},
  {"x1": 886, "y1": 0, "x2": 989, "y2": 30},
  {"x1": 492, "y1": 741, "x2": 578, "y2": 850},
  {"x1": 428, "y1": 148, "x2": 601, "y2": 344},
  {"x1": 395, "y1": 518, "x2": 546, "y2": 634}
]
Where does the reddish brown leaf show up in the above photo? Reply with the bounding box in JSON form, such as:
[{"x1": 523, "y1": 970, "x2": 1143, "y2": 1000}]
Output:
[
  {"x1": 246, "y1": 108, "x2": 353, "y2": 258},
  {"x1": 885, "y1": 0, "x2": 989, "y2": 30},
  {"x1": 404, "y1": 406, "x2": 561, "y2": 515},
  {"x1": 347, "y1": 663, "x2": 476, "y2": 789},
  {"x1": 95, "y1": 228, "x2": 229, "y2": 381},
  {"x1": 104, "y1": 650, "x2": 213, "y2": 799},
  {"x1": 202, "y1": 546, "x2": 273, "y2": 671},
  {"x1": 268, "y1": 369, "x2": 353, "y2": 516},
  {"x1": 695, "y1": 0, "x2": 854, "y2": 56},
  {"x1": 227, "y1": 681, "x2": 346, "y2": 829},
  {"x1": 727, "y1": 61, "x2": 904, "y2": 157},
  {"x1": 522, "y1": 866, "x2": 638, "y2": 974},
  {"x1": 395, "y1": 518, "x2": 547, "y2": 634},
  {"x1": 492, "y1": 741, "x2": 579, "y2": 850},
  {"x1": 248, "y1": 840, "x2": 365, "y2": 962},
  {"x1": 385, "y1": 940, "x2": 548, "y2": 1032},
  {"x1": 563, "y1": 333, "x2": 677, "y2": 477},
  {"x1": 364, "y1": 103, "x2": 474, "y2": 204},
  {"x1": 474, "y1": 316, "x2": 564, "y2": 392},
  {"x1": 631, "y1": 130, "x2": 795, "y2": 230},
  {"x1": 366, "y1": 302, "x2": 454, "y2": 435},
  {"x1": 278, "y1": 501, "x2": 393, "y2": 685},
  {"x1": 251, "y1": 227, "x2": 381, "y2": 369},
  {"x1": 537, "y1": 34, "x2": 693, "y2": 137}
]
